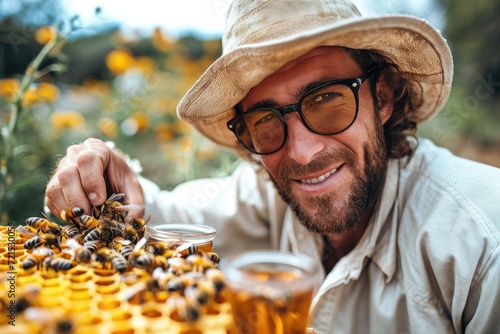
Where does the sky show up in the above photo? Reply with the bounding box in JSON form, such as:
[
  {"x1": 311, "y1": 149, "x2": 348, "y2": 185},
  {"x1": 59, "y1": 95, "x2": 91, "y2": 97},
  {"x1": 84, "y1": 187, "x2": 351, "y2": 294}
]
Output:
[{"x1": 63, "y1": 0, "x2": 444, "y2": 39}]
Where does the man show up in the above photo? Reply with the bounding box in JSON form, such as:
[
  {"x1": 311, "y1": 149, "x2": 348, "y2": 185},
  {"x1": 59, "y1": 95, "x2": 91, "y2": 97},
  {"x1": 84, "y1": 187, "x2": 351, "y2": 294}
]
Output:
[{"x1": 45, "y1": 0, "x2": 499, "y2": 332}]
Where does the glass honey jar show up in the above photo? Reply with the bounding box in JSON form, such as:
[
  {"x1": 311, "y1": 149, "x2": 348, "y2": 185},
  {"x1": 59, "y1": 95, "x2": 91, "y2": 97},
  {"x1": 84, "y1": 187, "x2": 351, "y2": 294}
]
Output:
[{"x1": 145, "y1": 223, "x2": 216, "y2": 253}]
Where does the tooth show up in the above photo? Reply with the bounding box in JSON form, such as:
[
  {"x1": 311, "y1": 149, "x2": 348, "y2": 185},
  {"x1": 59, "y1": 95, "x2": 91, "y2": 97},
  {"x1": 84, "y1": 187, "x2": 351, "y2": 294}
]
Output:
[{"x1": 301, "y1": 168, "x2": 337, "y2": 184}]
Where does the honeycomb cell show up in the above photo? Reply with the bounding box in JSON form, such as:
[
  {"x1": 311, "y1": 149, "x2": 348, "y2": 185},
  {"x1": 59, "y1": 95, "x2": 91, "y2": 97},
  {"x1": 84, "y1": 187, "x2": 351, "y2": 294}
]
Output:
[
  {"x1": 141, "y1": 308, "x2": 162, "y2": 318},
  {"x1": 98, "y1": 299, "x2": 121, "y2": 310},
  {"x1": 0, "y1": 219, "x2": 233, "y2": 334}
]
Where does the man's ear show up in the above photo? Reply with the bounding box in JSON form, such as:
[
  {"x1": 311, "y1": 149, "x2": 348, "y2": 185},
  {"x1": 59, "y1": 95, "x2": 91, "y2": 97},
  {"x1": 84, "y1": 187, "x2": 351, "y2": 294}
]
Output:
[{"x1": 375, "y1": 72, "x2": 394, "y2": 125}]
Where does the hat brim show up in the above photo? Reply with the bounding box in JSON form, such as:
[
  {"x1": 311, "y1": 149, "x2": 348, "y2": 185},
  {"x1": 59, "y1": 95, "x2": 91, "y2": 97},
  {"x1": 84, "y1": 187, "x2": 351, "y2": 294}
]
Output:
[{"x1": 177, "y1": 15, "x2": 453, "y2": 151}]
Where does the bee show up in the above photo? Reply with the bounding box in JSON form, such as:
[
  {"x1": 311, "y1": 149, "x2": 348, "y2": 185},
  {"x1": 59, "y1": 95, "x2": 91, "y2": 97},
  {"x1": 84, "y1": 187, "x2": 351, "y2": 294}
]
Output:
[
  {"x1": 22, "y1": 247, "x2": 55, "y2": 270},
  {"x1": 120, "y1": 281, "x2": 153, "y2": 305},
  {"x1": 93, "y1": 248, "x2": 128, "y2": 273},
  {"x1": 129, "y1": 215, "x2": 150, "y2": 239},
  {"x1": 167, "y1": 257, "x2": 191, "y2": 275},
  {"x1": 186, "y1": 254, "x2": 215, "y2": 272},
  {"x1": 151, "y1": 268, "x2": 176, "y2": 291},
  {"x1": 94, "y1": 193, "x2": 128, "y2": 222},
  {"x1": 184, "y1": 280, "x2": 216, "y2": 306},
  {"x1": 60, "y1": 207, "x2": 84, "y2": 226},
  {"x1": 83, "y1": 240, "x2": 106, "y2": 253},
  {"x1": 174, "y1": 243, "x2": 199, "y2": 258},
  {"x1": 61, "y1": 224, "x2": 80, "y2": 238},
  {"x1": 25, "y1": 215, "x2": 63, "y2": 238},
  {"x1": 123, "y1": 226, "x2": 138, "y2": 244},
  {"x1": 23, "y1": 307, "x2": 74, "y2": 334},
  {"x1": 83, "y1": 228, "x2": 101, "y2": 244},
  {"x1": 146, "y1": 241, "x2": 176, "y2": 257},
  {"x1": 128, "y1": 250, "x2": 169, "y2": 271},
  {"x1": 15, "y1": 284, "x2": 41, "y2": 313},
  {"x1": 167, "y1": 295, "x2": 200, "y2": 322},
  {"x1": 78, "y1": 214, "x2": 102, "y2": 230},
  {"x1": 207, "y1": 252, "x2": 221, "y2": 264},
  {"x1": 112, "y1": 238, "x2": 134, "y2": 260},
  {"x1": 205, "y1": 268, "x2": 225, "y2": 294},
  {"x1": 64, "y1": 239, "x2": 92, "y2": 264},
  {"x1": 166, "y1": 276, "x2": 186, "y2": 293},
  {"x1": 24, "y1": 233, "x2": 61, "y2": 251},
  {"x1": 25, "y1": 216, "x2": 50, "y2": 232},
  {"x1": 43, "y1": 257, "x2": 76, "y2": 272}
]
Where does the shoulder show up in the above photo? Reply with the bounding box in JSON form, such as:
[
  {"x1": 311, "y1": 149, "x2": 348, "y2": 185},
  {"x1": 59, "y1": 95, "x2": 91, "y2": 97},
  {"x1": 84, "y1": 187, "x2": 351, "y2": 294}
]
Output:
[
  {"x1": 393, "y1": 139, "x2": 500, "y2": 329},
  {"x1": 394, "y1": 138, "x2": 499, "y2": 285},
  {"x1": 399, "y1": 138, "x2": 500, "y2": 222}
]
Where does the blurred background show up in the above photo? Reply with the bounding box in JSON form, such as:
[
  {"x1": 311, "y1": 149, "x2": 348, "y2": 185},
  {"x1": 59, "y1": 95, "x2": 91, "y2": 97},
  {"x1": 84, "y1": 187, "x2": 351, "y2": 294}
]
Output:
[{"x1": 0, "y1": 0, "x2": 499, "y2": 224}]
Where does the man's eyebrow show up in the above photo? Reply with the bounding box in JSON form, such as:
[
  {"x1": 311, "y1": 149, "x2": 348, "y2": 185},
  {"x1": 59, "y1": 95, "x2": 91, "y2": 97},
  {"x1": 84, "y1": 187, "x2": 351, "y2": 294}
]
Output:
[
  {"x1": 245, "y1": 98, "x2": 279, "y2": 112},
  {"x1": 295, "y1": 77, "x2": 342, "y2": 100},
  {"x1": 244, "y1": 77, "x2": 344, "y2": 111}
]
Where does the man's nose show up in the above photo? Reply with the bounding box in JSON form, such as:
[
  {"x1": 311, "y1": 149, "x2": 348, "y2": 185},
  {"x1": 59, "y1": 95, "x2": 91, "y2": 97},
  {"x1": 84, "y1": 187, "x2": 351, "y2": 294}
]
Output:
[{"x1": 283, "y1": 113, "x2": 325, "y2": 165}]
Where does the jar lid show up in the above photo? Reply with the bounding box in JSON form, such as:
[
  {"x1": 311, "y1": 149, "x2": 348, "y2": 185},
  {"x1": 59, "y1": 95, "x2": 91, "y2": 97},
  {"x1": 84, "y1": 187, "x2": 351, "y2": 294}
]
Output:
[{"x1": 145, "y1": 223, "x2": 216, "y2": 243}]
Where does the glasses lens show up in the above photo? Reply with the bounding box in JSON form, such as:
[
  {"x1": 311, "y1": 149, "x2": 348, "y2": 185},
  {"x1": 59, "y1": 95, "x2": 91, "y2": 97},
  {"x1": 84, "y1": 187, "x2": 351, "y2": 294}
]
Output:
[
  {"x1": 301, "y1": 83, "x2": 357, "y2": 134},
  {"x1": 234, "y1": 109, "x2": 285, "y2": 154}
]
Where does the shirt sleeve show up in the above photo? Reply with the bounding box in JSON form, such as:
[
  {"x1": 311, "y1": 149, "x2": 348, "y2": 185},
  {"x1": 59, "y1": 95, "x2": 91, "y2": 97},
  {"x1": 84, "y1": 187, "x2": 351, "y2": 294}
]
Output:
[{"x1": 140, "y1": 161, "x2": 289, "y2": 257}]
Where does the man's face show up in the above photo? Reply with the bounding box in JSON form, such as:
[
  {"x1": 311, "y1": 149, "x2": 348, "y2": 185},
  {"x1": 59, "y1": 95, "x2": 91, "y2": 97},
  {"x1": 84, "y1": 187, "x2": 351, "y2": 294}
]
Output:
[{"x1": 240, "y1": 47, "x2": 393, "y2": 234}]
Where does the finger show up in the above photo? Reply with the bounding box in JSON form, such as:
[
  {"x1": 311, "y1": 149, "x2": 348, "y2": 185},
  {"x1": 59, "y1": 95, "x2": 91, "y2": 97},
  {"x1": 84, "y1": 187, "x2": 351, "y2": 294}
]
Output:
[
  {"x1": 45, "y1": 179, "x2": 69, "y2": 219},
  {"x1": 57, "y1": 162, "x2": 93, "y2": 215},
  {"x1": 119, "y1": 204, "x2": 145, "y2": 223},
  {"x1": 103, "y1": 146, "x2": 144, "y2": 206},
  {"x1": 76, "y1": 139, "x2": 112, "y2": 207}
]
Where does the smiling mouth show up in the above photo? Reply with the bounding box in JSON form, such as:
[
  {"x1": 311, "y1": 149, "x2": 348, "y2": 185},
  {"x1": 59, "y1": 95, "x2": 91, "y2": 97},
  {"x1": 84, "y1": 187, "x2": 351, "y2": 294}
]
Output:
[{"x1": 300, "y1": 167, "x2": 338, "y2": 184}]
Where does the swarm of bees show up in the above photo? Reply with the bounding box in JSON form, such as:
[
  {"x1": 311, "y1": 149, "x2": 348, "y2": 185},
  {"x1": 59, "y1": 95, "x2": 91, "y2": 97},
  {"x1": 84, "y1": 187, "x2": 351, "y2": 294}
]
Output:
[
  {"x1": 19, "y1": 193, "x2": 149, "y2": 273},
  {"x1": 0, "y1": 193, "x2": 231, "y2": 333}
]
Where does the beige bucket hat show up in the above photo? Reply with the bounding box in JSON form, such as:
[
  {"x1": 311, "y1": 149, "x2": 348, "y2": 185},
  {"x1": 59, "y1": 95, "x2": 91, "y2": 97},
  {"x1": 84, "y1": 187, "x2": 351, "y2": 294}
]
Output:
[{"x1": 177, "y1": 0, "x2": 453, "y2": 151}]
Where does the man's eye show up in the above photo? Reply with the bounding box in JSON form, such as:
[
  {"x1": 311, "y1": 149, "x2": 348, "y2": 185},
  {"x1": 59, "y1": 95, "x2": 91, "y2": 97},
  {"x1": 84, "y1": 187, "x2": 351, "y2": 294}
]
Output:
[
  {"x1": 313, "y1": 92, "x2": 340, "y2": 103},
  {"x1": 255, "y1": 113, "x2": 278, "y2": 126}
]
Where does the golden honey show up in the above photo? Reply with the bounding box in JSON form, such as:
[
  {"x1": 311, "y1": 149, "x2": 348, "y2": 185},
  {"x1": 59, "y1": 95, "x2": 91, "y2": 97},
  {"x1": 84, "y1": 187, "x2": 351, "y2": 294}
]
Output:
[
  {"x1": 221, "y1": 251, "x2": 318, "y2": 334},
  {"x1": 146, "y1": 223, "x2": 216, "y2": 253}
]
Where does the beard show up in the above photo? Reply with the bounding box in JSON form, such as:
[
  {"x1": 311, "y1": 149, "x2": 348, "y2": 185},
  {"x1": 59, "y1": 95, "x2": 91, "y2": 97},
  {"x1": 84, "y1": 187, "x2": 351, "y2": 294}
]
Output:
[{"x1": 268, "y1": 118, "x2": 388, "y2": 235}]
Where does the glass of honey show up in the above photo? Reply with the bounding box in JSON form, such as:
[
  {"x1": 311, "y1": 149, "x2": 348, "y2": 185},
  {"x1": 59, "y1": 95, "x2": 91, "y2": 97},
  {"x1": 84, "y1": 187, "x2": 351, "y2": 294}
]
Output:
[
  {"x1": 145, "y1": 223, "x2": 216, "y2": 253},
  {"x1": 220, "y1": 250, "x2": 319, "y2": 334}
]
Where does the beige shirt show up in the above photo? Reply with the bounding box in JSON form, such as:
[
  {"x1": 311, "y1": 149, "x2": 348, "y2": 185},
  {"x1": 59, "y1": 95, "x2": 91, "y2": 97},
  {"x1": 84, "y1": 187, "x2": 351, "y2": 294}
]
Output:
[{"x1": 143, "y1": 139, "x2": 500, "y2": 333}]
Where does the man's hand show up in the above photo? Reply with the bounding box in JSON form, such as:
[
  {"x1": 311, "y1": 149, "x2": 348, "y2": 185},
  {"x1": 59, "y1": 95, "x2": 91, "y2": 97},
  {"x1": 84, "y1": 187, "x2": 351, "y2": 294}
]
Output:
[{"x1": 45, "y1": 138, "x2": 145, "y2": 221}]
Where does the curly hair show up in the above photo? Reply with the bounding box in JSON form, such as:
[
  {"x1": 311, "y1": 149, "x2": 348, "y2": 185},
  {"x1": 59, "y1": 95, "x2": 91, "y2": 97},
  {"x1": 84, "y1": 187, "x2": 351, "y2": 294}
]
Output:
[
  {"x1": 234, "y1": 47, "x2": 423, "y2": 162},
  {"x1": 346, "y1": 47, "x2": 423, "y2": 159}
]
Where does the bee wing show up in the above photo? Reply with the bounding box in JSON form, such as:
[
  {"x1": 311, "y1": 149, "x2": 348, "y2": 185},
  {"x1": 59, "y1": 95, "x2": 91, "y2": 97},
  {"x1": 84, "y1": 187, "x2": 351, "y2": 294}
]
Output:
[
  {"x1": 16, "y1": 225, "x2": 36, "y2": 236},
  {"x1": 65, "y1": 238, "x2": 82, "y2": 250},
  {"x1": 134, "y1": 237, "x2": 147, "y2": 251}
]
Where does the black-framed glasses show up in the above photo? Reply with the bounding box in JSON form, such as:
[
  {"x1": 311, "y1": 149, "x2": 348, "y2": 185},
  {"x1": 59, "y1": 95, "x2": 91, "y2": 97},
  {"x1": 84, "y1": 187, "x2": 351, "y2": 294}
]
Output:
[{"x1": 227, "y1": 69, "x2": 379, "y2": 155}]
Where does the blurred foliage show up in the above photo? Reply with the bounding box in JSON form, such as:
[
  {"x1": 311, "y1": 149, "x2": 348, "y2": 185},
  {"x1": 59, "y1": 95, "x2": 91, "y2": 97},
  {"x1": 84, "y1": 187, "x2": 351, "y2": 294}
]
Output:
[
  {"x1": 418, "y1": 0, "x2": 500, "y2": 161},
  {"x1": 0, "y1": 13, "x2": 239, "y2": 225}
]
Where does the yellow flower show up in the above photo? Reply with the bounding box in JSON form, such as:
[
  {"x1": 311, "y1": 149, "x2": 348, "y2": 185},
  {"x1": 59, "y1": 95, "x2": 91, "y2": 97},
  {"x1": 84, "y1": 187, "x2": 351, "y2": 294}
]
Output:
[
  {"x1": 98, "y1": 117, "x2": 119, "y2": 138},
  {"x1": 106, "y1": 48, "x2": 135, "y2": 75},
  {"x1": 35, "y1": 26, "x2": 57, "y2": 44},
  {"x1": 134, "y1": 56, "x2": 156, "y2": 74},
  {"x1": 82, "y1": 77, "x2": 110, "y2": 95},
  {"x1": 130, "y1": 112, "x2": 150, "y2": 132},
  {"x1": 36, "y1": 82, "x2": 59, "y2": 102},
  {"x1": 22, "y1": 87, "x2": 40, "y2": 107},
  {"x1": 21, "y1": 83, "x2": 60, "y2": 107},
  {"x1": 155, "y1": 122, "x2": 174, "y2": 141},
  {"x1": 50, "y1": 110, "x2": 85, "y2": 130},
  {"x1": 0, "y1": 78, "x2": 20, "y2": 101}
]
